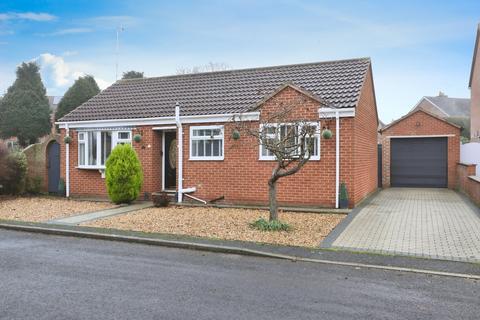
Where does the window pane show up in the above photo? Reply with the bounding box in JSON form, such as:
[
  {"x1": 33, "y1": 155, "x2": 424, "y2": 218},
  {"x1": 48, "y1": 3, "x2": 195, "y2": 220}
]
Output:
[
  {"x1": 192, "y1": 140, "x2": 198, "y2": 156},
  {"x1": 78, "y1": 132, "x2": 85, "y2": 141},
  {"x1": 118, "y1": 132, "x2": 130, "y2": 140},
  {"x1": 88, "y1": 132, "x2": 97, "y2": 165},
  {"x1": 198, "y1": 140, "x2": 204, "y2": 156},
  {"x1": 205, "y1": 140, "x2": 212, "y2": 156},
  {"x1": 212, "y1": 140, "x2": 220, "y2": 156},
  {"x1": 101, "y1": 132, "x2": 112, "y2": 165},
  {"x1": 79, "y1": 143, "x2": 85, "y2": 166}
]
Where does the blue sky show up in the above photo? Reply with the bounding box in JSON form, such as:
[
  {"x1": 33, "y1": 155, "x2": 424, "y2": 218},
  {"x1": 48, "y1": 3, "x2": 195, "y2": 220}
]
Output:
[{"x1": 0, "y1": 0, "x2": 478, "y2": 122}]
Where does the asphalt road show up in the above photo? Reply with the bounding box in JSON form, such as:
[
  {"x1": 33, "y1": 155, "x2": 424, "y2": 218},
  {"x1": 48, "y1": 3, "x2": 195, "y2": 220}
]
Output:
[{"x1": 0, "y1": 230, "x2": 478, "y2": 320}]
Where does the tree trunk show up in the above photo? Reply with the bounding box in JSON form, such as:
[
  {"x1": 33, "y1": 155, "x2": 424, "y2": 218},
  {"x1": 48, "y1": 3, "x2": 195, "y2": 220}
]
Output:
[{"x1": 268, "y1": 179, "x2": 278, "y2": 221}]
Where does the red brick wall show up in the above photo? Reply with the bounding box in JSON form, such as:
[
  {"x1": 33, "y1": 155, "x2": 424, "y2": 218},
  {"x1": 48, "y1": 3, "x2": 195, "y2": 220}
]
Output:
[
  {"x1": 62, "y1": 85, "x2": 378, "y2": 208},
  {"x1": 456, "y1": 163, "x2": 480, "y2": 205},
  {"x1": 60, "y1": 127, "x2": 162, "y2": 197},
  {"x1": 353, "y1": 68, "x2": 379, "y2": 204},
  {"x1": 381, "y1": 111, "x2": 461, "y2": 188}
]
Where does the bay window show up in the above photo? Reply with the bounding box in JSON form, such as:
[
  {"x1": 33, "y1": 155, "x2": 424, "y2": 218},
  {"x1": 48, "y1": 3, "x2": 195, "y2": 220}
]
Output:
[
  {"x1": 77, "y1": 130, "x2": 131, "y2": 168},
  {"x1": 190, "y1": 125, "x2": 224, "y2": 160},
  {"x1": 259, "y1": 122, "x2": 320, "y2": 161}
]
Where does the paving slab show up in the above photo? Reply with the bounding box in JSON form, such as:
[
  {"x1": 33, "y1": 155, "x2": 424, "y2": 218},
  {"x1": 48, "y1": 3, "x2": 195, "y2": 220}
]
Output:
[
  {"x1": 324, "y1": 188, "x2": 480, "y2": 263},
  {"x1": 48, "y1": 202, "x2": 153, "y2": 225}
]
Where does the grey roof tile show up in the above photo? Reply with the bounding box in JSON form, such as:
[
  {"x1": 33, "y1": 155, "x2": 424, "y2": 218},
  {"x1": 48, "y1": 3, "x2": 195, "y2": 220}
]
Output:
[
  {"x1": 426, "y1": 95, "x2": 470, "y2": 117},
  {"x1": 59, "y1": 57, "x2": 371, "y2": 122}
]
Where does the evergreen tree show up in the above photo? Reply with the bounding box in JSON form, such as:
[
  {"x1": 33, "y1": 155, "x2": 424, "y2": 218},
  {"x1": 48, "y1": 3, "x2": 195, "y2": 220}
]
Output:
[
  {"x1": 122, "y1": 71, "x2": 144, "y2": 79},
  {"x1": 0, "y1": 62, "x2": 51, "y2": 147},
  {"x1": 55, "y1": 75, "x2": 100, "y2": 121}
]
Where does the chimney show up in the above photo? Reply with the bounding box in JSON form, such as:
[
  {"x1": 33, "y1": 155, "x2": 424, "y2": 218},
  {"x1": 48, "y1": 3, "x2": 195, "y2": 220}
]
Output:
[{"x1": 438, "y1": 91, "x2": 447, "y2": 97}]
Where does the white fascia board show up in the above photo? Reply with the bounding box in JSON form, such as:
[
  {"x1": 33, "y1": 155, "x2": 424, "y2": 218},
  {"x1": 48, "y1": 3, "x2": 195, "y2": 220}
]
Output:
[
  {"x1": 57, "y1": 112, "x2": 260, "y2": 129},
  {"x1": 318, "y1": 107, "x2": 355, "y2": 118}
]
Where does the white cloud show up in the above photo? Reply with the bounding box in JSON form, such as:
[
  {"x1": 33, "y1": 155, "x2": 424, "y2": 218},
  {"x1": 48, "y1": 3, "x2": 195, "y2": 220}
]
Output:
[
  {"x1": 0, "y1": 12, "x2": 57, "y2": 22},
  {"x1": 36, "y1": 53, "x2": 84, "y2": 86},
  {"x1": 32, "y1": 53, "x2": 111, "y2": 95},
  {"x1": 15, "y1": 12, "x2": 56, "y2": 21},
  {"x1": 62, "y1": 50, "x2": 78, "y2": 57},
  {"x1": 79, "y1": 15, "x2": 139, "y2": 29},
  {"x1": 39, "y1": 28, "x2": 93, "y2": 36}
]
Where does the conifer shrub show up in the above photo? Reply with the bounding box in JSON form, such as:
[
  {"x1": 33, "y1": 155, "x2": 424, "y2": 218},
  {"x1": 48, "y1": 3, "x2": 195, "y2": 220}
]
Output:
[{"x1": 105, "y1": 144, "x2": 143, "y2": 204}]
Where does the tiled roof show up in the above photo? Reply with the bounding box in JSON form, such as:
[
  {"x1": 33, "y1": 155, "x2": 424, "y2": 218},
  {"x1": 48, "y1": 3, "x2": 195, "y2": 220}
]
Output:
[
  {"x1": 425, "y1": 96, "x2": 470, "y2": 117},
  {"x1": 59, "y1": 58, "x2": 371, "y2": 122}
]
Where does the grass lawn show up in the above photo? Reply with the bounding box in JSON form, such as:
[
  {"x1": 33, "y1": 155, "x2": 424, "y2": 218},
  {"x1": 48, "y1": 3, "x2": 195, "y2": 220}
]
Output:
[
  {"x1": 0, "y1": 196, "x2": 116, "y2": 223},
  {"x1": 83, "y1": 206, "x2": 345, "y2": 247}
]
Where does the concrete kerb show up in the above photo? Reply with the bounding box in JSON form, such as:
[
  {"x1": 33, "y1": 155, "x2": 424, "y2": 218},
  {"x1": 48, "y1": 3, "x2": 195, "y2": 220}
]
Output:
[{"x1": 0, "y1": 221, "x2": 479, "y2": 281}]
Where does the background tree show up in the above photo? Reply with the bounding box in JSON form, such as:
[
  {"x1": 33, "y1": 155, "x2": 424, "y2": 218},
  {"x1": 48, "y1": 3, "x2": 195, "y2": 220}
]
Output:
[
  {"x1": 446, "y1": 116, "x2": 470, "y2": 143},
  {"x1": 55, "y1": 75, "x2": 100, "y2": 121},
  {"x1": 234, "y1": 97, "x2": 318, "y2": 221},
  {"x1": 122, "y1": 71, "x2": 144, "y2": 79},
  {"x1": 0, "y1": 62, "x2": 51, "y2": 147},
  {"x1": 176, "y1": 62, "x2": 230, "y2": 75}
]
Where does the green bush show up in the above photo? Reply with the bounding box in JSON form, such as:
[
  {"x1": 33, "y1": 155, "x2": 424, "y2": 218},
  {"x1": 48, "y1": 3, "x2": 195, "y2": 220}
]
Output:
[
  {"x1": 0, "y1": 148, "x2": 27, "y2": 195},
  {"x1": 25, "y1": 176, "x2": 43, "y2": 194},
  {"x1": 105, "y1": 144, "x2": 143, "y2": 204},
  {"x1": 250, "y1": 218, "x2": 291, "y2": 232}
]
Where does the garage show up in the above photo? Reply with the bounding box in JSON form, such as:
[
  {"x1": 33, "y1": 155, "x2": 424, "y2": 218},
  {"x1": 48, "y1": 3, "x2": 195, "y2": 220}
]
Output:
[
  {"x1": 390, "y1": 137, "x2": 447, "y2": 187},
  {"x1": 380, "y1": 109, "x2": 461, "y2": 189}
]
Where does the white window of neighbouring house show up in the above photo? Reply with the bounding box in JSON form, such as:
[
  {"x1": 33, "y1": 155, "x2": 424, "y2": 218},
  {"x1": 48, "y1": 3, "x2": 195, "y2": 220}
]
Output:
[
  {"x1": 259, "y1": 122, "x2": 320, "y2": 161},
  {"x1": 190, "y1": 125, "x2": 224, "y2": 160},
  {"x1": 77, "y1": 130, "x2": 132, "y2": 168}
]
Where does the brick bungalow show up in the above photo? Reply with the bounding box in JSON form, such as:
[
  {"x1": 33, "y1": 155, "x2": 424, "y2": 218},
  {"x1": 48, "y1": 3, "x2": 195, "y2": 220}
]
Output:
[{"x1": 57, "y1": 58, "x2": 379, "y2": 208}]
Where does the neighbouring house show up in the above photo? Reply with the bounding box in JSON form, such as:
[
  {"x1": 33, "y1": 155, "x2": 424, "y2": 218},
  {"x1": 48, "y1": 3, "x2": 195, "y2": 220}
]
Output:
[
  {"x1": 470, "y1": 23, "x2": 480, "y2": 140},
  {"x1": 57, "y1": 58, "x2": 379, "y2": 208},
  {"x1": 380, "y1": 109, "x2": 460, "y2": 189},
  {"x1": 410, "y1": 92, "x2": 470, "y2": 119}
]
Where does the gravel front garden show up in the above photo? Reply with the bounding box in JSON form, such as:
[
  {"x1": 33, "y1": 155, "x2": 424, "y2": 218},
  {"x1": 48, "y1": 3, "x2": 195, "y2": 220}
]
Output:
[
  {"x1": 0, "y1": 196, "x2": 115, "y2": 222},
  {"x1": 84, "y1": 206, "x2": 345, "y2": 247}
]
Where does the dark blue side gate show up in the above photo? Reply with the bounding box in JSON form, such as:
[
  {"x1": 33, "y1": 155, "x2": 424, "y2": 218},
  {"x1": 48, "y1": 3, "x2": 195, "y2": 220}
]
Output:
[{"x1": 47, "y1": 142, "x2": 60, "y2": 194}]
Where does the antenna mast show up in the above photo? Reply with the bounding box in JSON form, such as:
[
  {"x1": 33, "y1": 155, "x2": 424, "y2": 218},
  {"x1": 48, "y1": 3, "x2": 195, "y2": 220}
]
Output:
[{"x1": 115, "y1": 26, "x2": 124, "y2": 80}]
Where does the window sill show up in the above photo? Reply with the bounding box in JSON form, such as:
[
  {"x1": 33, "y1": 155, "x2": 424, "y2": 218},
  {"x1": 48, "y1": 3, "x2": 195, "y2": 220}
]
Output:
[
  {"x1": 258, "y1": 157, "x2": 321, "y2": 161},
  {"x1": 76, "y1": 165, "x2": 106, "y2": 170},
  {"x1": 189, "y1": 157, "x2": 224, "y2": 161}
]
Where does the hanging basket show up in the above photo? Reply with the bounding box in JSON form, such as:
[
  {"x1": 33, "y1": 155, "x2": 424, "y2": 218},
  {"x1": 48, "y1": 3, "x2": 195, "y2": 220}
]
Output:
[
  {"x1": 64, "y1": 135, "x2": 72, "y2": 144},
  {"x1": 321, "y1": 129, "x2": 333, "y2": 140},
  {"x1": 232, "y1": 129, "x2": 241, "y2": 140},
  {"x1": 133, "y1": 134, "x2": 142, "y2": 143}
]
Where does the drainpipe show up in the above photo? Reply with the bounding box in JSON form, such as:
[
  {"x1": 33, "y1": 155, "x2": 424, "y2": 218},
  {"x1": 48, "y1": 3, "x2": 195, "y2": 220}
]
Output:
[
  {"x1": 335, "y1": 111, "x2": 340, "y2": 209},
  {"x1": 65, "y1": 123, "x2": 70, "y2": 198},
  {"x1": 175, "y1": 103, "x2": 183, "y2": 203}
]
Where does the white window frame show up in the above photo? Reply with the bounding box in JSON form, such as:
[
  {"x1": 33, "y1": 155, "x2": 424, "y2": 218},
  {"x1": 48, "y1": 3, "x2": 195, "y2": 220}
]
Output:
[
  {"x1": 77, "y1": 130, "x2": 132, "y2": 169},
  {"x1": 259, "y1": 122, "x2": 320, "y2": 161},
  {"x1": 189, "y1": 125, "x2": 224, "y2": 161}
]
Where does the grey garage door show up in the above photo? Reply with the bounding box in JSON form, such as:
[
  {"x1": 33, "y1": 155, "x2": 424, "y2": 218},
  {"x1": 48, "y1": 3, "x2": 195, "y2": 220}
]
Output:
[{"x1": 390, "y1": 137, "x2": 447, "y2": 188}]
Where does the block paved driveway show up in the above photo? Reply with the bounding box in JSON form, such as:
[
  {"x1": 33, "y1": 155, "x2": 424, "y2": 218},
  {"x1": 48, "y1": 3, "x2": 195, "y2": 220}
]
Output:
[{"x1": 329, "y1": 188, "x2": 480, "y2": 263}]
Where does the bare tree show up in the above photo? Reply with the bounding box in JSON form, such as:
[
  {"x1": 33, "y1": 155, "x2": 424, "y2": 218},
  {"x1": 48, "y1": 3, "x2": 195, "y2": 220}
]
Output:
[
  {"x1": 176, "y1": 62, "x2": 230, "y2": 75},
  {"x1": 234, "y1": 97, "x2": 319, "y2": 221}
]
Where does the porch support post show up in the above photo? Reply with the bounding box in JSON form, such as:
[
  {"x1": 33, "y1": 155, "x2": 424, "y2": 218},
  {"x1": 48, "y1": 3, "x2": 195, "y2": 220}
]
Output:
[
  {"x1": 175, "y1": 103, "x2": 183, "y2": 203},
  {"x1": 65, "y1": 123, "x2": 70, "y2": 198},
  {"x1": 335, "y1": 111, "x2": 340, "y2": 209}
]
